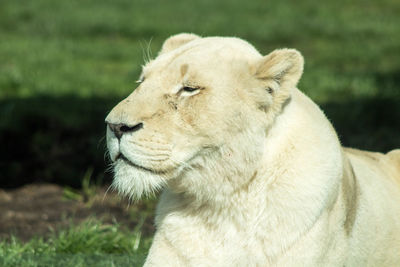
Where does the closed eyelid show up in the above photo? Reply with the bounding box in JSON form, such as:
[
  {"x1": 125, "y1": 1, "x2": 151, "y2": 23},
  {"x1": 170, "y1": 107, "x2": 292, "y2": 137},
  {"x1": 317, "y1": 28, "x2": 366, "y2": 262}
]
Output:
[
  {"x1": 171, "y1": 82, "x2": 203, "y2": 95},
  {"x1": 182, "y1": 82, "x2": 197, "y2": 88},
  {"x1": 182, "y1": 79, "x2": 204, "y2": 89}
]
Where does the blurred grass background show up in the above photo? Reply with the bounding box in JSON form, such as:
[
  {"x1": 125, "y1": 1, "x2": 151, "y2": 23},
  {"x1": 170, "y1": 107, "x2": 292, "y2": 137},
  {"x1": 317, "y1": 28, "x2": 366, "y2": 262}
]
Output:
[
  {"x1": 0, "y1": 0, "x2": 399, "y2": 265},
  {"x1": 1, "y1": 0, "x2": 400, "y2": 187}
]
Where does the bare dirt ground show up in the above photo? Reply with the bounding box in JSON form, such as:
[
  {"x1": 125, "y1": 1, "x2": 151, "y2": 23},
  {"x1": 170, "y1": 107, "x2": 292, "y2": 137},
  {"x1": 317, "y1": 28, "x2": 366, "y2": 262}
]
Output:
[{"x1": 0, "y1": 184, "x2": 155, "y2": 241}]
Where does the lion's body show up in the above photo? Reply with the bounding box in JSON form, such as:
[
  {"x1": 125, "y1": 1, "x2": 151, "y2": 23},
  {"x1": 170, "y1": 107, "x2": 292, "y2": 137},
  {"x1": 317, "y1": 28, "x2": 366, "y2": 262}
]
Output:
[
  {"x1": 342, "y1": 148, "x2": 400, "y2": 266},
  {"x1": 106, "y1": 34, "x2": 400, "y2": 266}
]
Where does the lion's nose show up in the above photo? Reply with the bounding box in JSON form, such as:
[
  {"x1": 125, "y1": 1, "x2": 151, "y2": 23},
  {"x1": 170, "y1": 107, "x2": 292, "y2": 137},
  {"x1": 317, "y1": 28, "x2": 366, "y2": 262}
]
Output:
[{"x1": 107, "y1": 122, "x2": 143, "y2": 139}]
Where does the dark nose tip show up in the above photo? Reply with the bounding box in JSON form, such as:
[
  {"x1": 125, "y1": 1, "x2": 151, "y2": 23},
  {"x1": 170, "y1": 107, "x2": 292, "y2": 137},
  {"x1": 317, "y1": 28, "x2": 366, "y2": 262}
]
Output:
[{"x1": 108, "y1": 122, "x2": 143, "y2": 139}]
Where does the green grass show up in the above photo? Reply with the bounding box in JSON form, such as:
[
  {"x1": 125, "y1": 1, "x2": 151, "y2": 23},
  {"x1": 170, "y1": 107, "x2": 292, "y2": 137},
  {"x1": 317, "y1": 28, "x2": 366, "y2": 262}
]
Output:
[
  {"x1": 1, "y1": 0, "x2": 399, "y2": 101},
  {"x1": 0, "y1": 220, "x2": 152, "y2": 267}
]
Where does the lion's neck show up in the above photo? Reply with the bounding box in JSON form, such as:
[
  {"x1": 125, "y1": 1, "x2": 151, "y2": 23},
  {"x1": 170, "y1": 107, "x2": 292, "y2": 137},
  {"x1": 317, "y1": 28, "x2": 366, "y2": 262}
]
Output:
[{"x1": 164, "y1": 89, "x2": 344, "y2": 255}]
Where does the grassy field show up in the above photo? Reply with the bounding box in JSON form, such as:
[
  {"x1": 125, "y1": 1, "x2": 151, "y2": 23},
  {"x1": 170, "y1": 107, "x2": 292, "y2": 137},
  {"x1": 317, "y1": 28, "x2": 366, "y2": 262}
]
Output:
[
  {"x1": 1, "y1": 0, "x2": 399, "y2": 100},
  {"x1": 0, "y1": 220, "x2": 151, "y2": 266},
  {"x1": 1, "y1": 0, "x2": 400, "y2": 265}
]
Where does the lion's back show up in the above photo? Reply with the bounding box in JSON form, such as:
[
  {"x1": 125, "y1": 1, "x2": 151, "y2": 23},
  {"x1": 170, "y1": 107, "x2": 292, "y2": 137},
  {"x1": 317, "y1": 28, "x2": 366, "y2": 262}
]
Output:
[
  {"x1": 343, "y1": 147, "x2": 400, "y2": 264},
  {"x1": 344, "y1": 147, "x2": 400, "y2": 186},
  {"x1": 387, "y1": 149, "x2": 400, "y2": 180}
]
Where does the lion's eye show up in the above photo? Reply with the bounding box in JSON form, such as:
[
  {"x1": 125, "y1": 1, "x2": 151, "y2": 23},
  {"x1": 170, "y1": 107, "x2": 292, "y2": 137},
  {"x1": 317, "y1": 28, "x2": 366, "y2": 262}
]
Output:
[
  {"x1": 182, "y1": 86, "x2": 199, "y2": 92},
  {"x1": 178, "y1": 85, "x2": 203, "y2": 97}
]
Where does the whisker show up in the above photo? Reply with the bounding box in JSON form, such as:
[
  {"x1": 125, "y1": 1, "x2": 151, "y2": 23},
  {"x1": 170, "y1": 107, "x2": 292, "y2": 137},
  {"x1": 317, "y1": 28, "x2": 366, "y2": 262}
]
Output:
[
  {"x1": 146, "y1": 37, "x2": 153, "y2": 63},
  {"x1": 98, "y1": 135, "x2": 106, "y2": 149},
  {"x1": 170, "y1": 158, "x2": 196, "y2": 172},
  {"x1": 133, "y1": 138, "x2": 171, "y2": 147},
  {"x1": 129, "y1": 141, "x2": 172, "y2": 153},
  {"x1": 102, "y1": 184, "x2": 113, "y2": 203},
  {"x1": 140, "y1": 41, "x2": 149, "y2": 64},
  {"x1": 104, "y1": 150, "x2": 111, "y2": 163},
  {"x1": 131, "y1": 154, "x2": 170, "y2": 163},
  {"x1": 142, "y1": 157, "x2": 170, "y2": 162},
  {"x1": 133, "y1": 152, "x2": 171, "y2": 160},
  {"x1": 105, "y1": 162, "x2": 114, "y2": 173}
]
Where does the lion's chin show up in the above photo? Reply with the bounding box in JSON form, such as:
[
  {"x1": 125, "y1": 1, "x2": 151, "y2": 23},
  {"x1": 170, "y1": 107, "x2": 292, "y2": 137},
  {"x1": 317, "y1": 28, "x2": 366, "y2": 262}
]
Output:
[{"x1": 112, "y1": 159, "x2": 167, "y2": 201}]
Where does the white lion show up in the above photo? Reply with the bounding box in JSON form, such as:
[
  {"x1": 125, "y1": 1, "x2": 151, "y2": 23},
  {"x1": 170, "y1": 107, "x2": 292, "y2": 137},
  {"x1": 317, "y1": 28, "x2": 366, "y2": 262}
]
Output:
[{"x1": 106, "y1": 33, "x2": 400, "y2": 266}]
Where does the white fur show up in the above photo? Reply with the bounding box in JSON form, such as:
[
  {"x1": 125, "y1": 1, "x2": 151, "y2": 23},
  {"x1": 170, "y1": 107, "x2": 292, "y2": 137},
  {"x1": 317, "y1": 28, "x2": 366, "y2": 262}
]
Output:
[
  {"x1": 112, "y1": 160, "x2": 166, "y2": 201},
  {"x1": 105, "y1": 34, "x2": 400, "y2": 266}
]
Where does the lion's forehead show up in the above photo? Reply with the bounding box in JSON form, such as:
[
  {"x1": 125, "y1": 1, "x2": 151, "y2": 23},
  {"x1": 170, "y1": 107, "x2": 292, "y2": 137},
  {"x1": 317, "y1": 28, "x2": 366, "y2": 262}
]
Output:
[{"x1": 146, "y1": 38, "x2": 261, "y2": 79}]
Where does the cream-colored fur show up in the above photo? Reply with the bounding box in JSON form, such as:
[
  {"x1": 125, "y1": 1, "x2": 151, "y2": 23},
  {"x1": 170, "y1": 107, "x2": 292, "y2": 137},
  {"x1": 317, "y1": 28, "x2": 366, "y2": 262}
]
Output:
[{"x1": 105, "y1": 33, "x2": 400, "y2": 266}]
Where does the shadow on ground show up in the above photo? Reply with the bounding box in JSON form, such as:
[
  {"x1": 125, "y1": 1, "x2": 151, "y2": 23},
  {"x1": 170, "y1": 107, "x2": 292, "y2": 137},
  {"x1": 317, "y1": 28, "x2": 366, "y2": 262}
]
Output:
[
  {"x1": 0, "y1": 95, "x2": 399, "y2": 188},
  {"x1": 0, "y1": 95, "x2": 121, "y2": 188}
]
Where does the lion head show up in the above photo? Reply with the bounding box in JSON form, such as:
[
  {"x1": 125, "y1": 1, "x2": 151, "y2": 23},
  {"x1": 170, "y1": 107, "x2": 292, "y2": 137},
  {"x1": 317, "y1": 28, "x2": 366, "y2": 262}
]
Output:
[{"x1": 105, "y1": 33, "x2": 303, "y2": 201}]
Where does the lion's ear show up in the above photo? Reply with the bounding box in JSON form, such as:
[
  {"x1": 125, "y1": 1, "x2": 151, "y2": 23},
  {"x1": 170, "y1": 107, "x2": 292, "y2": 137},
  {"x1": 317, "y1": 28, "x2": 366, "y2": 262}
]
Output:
[
  {"x1": 255, "y1": 49, "x2": 304, "y2": 89},
  {"x1": 159, "y1": 33, "x2": 201, "y2": 55}
]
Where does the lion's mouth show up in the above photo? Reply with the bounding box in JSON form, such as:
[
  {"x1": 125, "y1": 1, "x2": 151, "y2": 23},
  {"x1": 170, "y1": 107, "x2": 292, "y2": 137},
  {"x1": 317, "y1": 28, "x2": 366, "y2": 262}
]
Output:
[{"x1": 116, "y1": 153, "x2": 167, "y2": 175}]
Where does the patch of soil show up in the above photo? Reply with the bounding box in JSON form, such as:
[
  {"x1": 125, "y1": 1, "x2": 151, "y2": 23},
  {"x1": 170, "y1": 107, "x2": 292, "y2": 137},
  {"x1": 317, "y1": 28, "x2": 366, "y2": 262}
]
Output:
[{"x1": 0, "y1": 184, "x2": 156, "y2": 242}]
